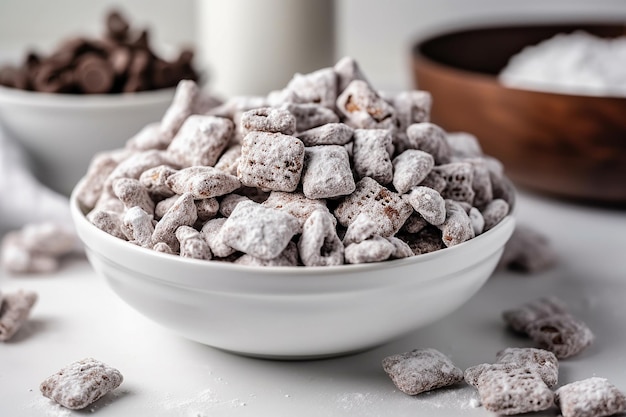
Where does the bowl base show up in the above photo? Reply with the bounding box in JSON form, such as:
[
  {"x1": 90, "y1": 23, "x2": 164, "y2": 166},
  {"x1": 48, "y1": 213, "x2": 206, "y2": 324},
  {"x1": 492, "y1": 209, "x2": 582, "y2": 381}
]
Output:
[{"x1": 208, "y1": 342, "x2": 384, "y2": 361}]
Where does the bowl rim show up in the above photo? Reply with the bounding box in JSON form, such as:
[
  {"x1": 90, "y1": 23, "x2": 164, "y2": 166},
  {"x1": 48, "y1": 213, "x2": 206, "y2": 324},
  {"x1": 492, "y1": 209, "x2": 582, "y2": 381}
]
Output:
[
  {"x1": 0, "y1": 84, "x2": 176, "y2": 108},
  {"x1": 70, "y1": 183, "x2": 516, "y2": 279},
  {"x1": 412, "y1": 20, "x2": 626, "y2": 100}
]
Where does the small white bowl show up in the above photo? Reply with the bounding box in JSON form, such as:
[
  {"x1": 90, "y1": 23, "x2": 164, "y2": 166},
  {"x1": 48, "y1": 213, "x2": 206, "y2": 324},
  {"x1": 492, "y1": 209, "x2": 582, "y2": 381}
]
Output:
[
  {"x1": 0, "y1": 86, "x2": 174, "y2": 195},
  {"x1": 71, "y1": 188, "x2": 515, "y2": 359}
]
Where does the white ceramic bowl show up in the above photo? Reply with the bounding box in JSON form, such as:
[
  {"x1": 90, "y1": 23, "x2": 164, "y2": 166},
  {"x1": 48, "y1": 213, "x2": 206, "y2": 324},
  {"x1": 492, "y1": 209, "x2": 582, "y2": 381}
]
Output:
[
  {"x1": 0, "y1": 86, "x2": 174, "y2": 195},
  {"x1": 71, "y1": 188, "x2": 515, "y2": 359}
]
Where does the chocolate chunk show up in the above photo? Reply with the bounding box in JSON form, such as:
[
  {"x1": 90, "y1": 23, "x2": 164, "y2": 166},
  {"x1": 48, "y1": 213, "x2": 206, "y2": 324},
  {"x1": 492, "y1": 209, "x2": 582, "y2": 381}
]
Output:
[
  {"x1": 106, "y1": 10, "x2": 130, "y2": 41},
  {"x1": 32, "y1": 65, "x2": 71, "y2": 93},
  {"x1": 75, "y1": 54, "x2": 114, "y2": 94}
]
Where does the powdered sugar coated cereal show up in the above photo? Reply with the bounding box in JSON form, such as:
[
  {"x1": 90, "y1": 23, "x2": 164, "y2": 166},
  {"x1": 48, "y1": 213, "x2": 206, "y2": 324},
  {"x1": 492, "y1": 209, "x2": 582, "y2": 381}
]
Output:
[
  {"x1": 382, "y1": 348, "x2": 463, "y2": 395},
  {"x1": 40, "y1": 358, "x2": 123, "y2": 410}
]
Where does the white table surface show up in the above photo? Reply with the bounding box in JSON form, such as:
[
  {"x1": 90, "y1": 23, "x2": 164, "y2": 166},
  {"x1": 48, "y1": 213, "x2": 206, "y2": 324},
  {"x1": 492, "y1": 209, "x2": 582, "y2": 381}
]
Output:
[{"x1": 1, "y1": 190, "x2": 625, "y2": 417}]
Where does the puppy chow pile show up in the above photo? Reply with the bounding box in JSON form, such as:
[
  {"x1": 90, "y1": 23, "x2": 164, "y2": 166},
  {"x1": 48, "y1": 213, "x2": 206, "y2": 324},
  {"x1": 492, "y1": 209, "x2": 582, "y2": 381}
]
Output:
[{"x1": 77, "y1": 57, "x2": 514, "y2": 266}]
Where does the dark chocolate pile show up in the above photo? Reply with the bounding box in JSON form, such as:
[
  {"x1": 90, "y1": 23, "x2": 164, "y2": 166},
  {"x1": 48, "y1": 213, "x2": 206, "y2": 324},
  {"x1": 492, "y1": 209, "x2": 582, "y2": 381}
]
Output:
[{"x1": 0, "y1": 10, "x2": 199, "y2": 94}]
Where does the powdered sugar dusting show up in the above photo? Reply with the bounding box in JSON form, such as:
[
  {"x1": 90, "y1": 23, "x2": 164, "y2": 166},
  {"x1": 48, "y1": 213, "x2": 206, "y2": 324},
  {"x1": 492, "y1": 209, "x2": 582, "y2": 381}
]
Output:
[
  {"x1": 468, "y1": 397, "x2": 481, "y2": 408},
  {"x1": 25, "y1": 396, "x2": 72, "y2": 417},
  {"x1": 500, "y1": 31, "x2": 626, "y2": 97},
  {"x1": 415, "y1": 386, "x2": 481, "y2": 410},
  {"x1": 157, "y1": 388, "x2": 247, "y2": 416},
  {"x1": 336, "y1": 392, "x2": 377, "y2": 411}
]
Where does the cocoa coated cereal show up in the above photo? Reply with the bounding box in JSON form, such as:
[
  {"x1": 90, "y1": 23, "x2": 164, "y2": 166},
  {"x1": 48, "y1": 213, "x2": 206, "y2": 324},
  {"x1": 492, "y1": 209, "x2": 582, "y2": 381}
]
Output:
[
  {"x1": 382, "y1": 348, "x2": 463, "y2": 395},
  {"x1": 40, "y1": 358, "x2": 123, "y2": 410},
  {"x1": 555, "y1": 378, "x2": 626, "y2": 417}
]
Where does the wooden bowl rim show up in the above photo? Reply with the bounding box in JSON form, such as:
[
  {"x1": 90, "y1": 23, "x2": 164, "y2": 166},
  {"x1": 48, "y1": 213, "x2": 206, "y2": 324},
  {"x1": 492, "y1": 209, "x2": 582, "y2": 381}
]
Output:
[{"x1": 412, "y1": 21, "x2": 626, "y2": 101}]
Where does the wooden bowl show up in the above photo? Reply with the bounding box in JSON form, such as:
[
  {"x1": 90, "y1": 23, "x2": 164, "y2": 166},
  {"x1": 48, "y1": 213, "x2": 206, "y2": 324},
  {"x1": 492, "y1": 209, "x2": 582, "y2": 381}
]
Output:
[{"x1": 412, "y1": 23, "x2": 626, "y2": 204}]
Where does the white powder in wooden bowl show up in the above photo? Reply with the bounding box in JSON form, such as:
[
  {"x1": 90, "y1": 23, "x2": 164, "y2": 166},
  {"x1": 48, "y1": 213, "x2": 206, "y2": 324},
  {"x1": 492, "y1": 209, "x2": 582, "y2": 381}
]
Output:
[{"x1": 500, "y1": 31, "x2": 626, "y2": 97}]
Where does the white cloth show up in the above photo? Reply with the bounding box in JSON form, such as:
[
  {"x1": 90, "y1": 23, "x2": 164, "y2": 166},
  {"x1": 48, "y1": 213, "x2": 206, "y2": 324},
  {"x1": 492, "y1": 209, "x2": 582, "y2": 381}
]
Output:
[{"x1": 0, "y1": 125, "x2": 73, "y2": 237}]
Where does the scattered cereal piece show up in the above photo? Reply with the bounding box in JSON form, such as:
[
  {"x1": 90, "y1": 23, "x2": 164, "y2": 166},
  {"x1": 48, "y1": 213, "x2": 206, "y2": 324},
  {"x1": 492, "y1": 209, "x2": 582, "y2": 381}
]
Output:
[
  {"x1": 476, "y1": 366, "x2": 554, "y2": 415},
  {"x1": 335, "y1": 177, "x2": 413, "y2": 238},
  {"x1": 502, "y1": 296, "x2": 568, "y2": 334},
  {"x1": 464, "y1": 363, "x2": 520, "y2": 388},
  {"x1": 382, "y1": 348, "x2": 464, "y2": 395},
  {"x1": 19, "y1": 223, "x2": 76, "y2": 256},
  {"x1": 298, "y1": 210, "x2": 344, "y2": 266},
  {"x1": 499, "y1": 224, "x2": 558, "y2": 273},
  {"x1": 555, "y1": 377, "x2": 626, "y2": 417},
  {"x1": 40, "y1": 358, "x2": 123, "y2": 410},
  {"x1": 238, "y1": 131, "x2": 305, "y2": 192},
  {"x1": 219, "y1": 200, "x2": 300, "y2": 260},
  {"x1": 302, "y1": 145, "x2": 355, "y2": 199},
  {"x1": 526, "y1": 313, "x2": 594, "y2": 359},
  {"x1": 167, "y1": 115, "x2": 234, "y2": 167},
  {"x1": 0, "y1": 236, "x2": 59, "y2": 274},
  {"x1": 392, "y1": 150, "x2": 434, "y2": 194},
  {"x1": 495, "y1": 347, "x2": 559, "y2": 388},
  {"x1": 344, "y1": 236, "x2": 395, "y2": 264},
  {"x1": 0, "y1": 290, "x2": 37, "y2": 341}
]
